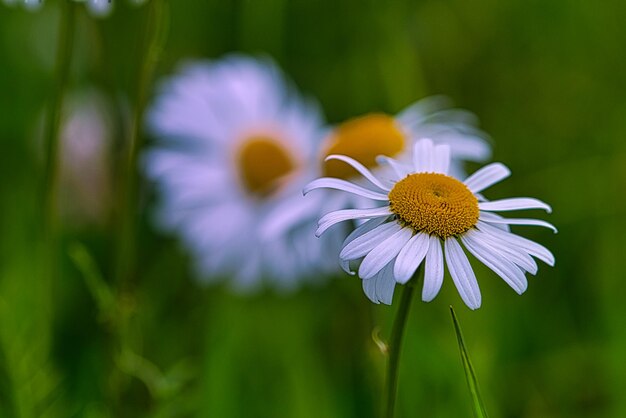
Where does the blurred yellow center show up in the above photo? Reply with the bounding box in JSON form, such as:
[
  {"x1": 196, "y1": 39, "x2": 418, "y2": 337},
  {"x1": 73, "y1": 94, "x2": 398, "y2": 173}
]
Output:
[
  {"x1": 322, "y1": 113, "x2": 405, "y2": 180},
  {"x1": 236, "y1": 136, "x2": 294, "y2": 197},
  {"x1": 388, "y1": 173, "x2": 479, "y2": 238}
]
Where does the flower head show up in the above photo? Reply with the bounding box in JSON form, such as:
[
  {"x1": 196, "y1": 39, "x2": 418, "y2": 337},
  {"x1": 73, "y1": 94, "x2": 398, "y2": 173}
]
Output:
[
  {"x1": 305, "y1": 138, "x2": 555, "y2": 309},
  {"x1": 145, "y1": 55, "x2": 342, "y2": 290},
  {"x1": 3, "y1": 0, "x2": 148, "y2": 17},
  {"x1": 320, "y1": 97, "x2": 491, "y2": 183}
]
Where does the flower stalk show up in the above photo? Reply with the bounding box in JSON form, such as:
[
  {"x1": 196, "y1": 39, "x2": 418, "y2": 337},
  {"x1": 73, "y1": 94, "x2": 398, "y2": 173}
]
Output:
[
  {"x1": 43, "y1": 0, "x2": 77, "y2": 237},
  {"x1": 114, "y1": 0, "x2": 168, "y2": 288},
  {"x1": 383, "y1": 265, "x2": 421, "y2": 418}
]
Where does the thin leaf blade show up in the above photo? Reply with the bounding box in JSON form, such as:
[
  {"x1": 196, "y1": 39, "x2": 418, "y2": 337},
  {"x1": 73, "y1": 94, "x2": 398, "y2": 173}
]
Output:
[{"x1": 450, "y1": 306, "x2": 490, "y2": 418}]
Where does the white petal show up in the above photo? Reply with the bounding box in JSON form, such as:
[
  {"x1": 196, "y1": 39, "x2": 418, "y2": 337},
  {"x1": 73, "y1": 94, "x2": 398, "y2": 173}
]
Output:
[
  {"x1": 325, "y1": 154, "x2": 391, "y2": 191},
  {"x1": 441, "y1": 135, "x2": 492, "y2": 162},
  {"x1": 461, "y1": 235, "x2": 528, "y2": 294},
  {"x1": 465, "y1": 229, "x2": 537, "y2": 274},
  {"x1": 480, "y1": 215, "x2": 558, "y2": 233},
  {"x1": 304, "y1": 178, "x2": 389, "y2": 200},
  {"x1": 413, "y1": 138, "x2": 435, "y2": 172},
  {"x1": 341, "y1": 222, "x2": 401, "y2": 260},
  {"x1": 393, "y1": 233, "x2": 430, "y2": 284},
  {"x1": 479, "y1": 198, "x2": 552, "y2": 213},
  {"x1": 376, "y1": 262, "x2": 397, "y2": 305},
  {"x1": 316, "y1": 206, "x2": 391, "y2": 236},
  {"x1": 340, "y1": 258, "x2": 354, "y2": 275},
  {"x1": 342, "y1": 217, "x2": 387, "y2": 247},
  {"x1": 422, "y1": 235, "x2": 444, "y2": 302},
  {"x1": 376, "y1": 156, "x2": 412, "y2": 179},
  {"x1": 478, "y1": 211, "x2": 510, "y2": 231},
  {"x1": 359, "y1": 227, "x2": 413, "y2": 279},
  {"x1": 362, "y1": 274, "x2": 379, "y2": 304},
  {"x1": 463, "y1": 162, "x2": 511, "y2": 193},
  {"x1": 444, "y1": 238, "x2": 481, "y2": 310},
  {"x1": 477, "y1": 221, "x2": 555, "y2": 266},
  {"x1": 432, "y1": 144, "x2": 451, "y2": 175},
  {"x1": 363, "y1": 261, "x2": 397, "y2": 305},
  {"x1": 395, "y1": 96, "x2": 452, "y2": 126}
]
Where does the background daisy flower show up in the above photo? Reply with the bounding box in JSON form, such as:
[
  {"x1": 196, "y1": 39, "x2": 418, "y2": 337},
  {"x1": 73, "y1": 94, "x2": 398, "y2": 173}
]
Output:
[
  {"x1": 2, "y1": 0, "x2": 149, "y2": 16},
  {"x1": 320, "y1": 96, "x2": 491, "y2": 190},
  {"x1": 305, "y1": 138, "x2": 555, "y2": 309},
  {"x1": 145, "y1": 55, "x2": 342, "y2": 290}
]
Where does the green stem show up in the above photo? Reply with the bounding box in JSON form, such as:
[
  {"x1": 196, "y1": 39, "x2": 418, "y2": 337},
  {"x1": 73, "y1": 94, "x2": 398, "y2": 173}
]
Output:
[
  {"x1": 109, "y1": 0, "x2": 168, "y2": 410},
  {"x1": 383, "y1": 266, "x2": 421, "y2": 418},
  {"x1": 114, "y1": 0, "x2": 168, "y2": 289},
  {"x1": 42, "y1": 0, "x2": 77, "y2": 237}
]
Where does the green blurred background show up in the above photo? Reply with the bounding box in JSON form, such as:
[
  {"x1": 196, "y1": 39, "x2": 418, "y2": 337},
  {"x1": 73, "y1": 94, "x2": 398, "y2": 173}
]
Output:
[{"x1": 1, "y1": 0, "x2": 626, "y2": 417}]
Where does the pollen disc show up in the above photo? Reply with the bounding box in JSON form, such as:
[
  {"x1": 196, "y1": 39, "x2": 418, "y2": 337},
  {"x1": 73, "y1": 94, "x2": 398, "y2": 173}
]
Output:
[
  {"x1": 322, "y1": 113, "x2": 405, "y2": 179},
  {"x1": 388, "y1": 173, "x2": 479, "y2": 238},
  {"x1": 236, "y1": 136, "x2": 295, "y2": 197}
]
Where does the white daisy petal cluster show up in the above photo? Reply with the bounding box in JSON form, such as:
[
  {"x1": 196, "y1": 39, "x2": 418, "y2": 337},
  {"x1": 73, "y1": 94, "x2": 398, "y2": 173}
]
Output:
[
  {"x1": 316, "y1": 96, "x2": 491, "y2": 214},
  {"x1": 395, "y1": 95, "x2": 492, "y2": 173},
  {"x1": 305, "y1": 138, "x2": 555, "y2": 309},
  {"x1": 145, "y1": 55, "x2": 343, "y2": 290},
  {"x1": 2, "y1": 0, "x2": 148, "y2": 17}
]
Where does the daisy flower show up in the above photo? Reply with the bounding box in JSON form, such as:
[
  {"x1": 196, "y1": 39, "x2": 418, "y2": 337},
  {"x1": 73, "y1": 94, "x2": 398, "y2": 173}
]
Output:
[
  {"x1": 2, "y1": 0, "x2": 147, "y2": 17},
  {"x1": 145, "y1": 55, "x2": 342, "y2": 290},
  {"x1": 319, "y1": 96, "x2": 491, "y2": 201},
  {"x1": 305, "y1": 138, "x2": 555, "y2": 309}
]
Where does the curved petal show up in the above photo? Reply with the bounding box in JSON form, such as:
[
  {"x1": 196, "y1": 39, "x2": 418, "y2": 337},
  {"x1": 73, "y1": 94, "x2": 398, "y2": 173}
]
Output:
[
  {"x1": 341, "y1": 224, "x2": 399, "y2": 263},
  {"x1": 444, "y1": 238, "x2": 481, "y2": 310},
  {"x1": 359, "y1": 227, "x2": 413, "y2": 279},
  {"x1": 479, "y1": 197, "x2": 552, "y2": 213},
  {"x1": 362, "y1": 261, "x2": 396, "y2": 305},
  {"x1": 325, "y1": 154, "x2": 391, "y2": 191},
  {"x1": 304, "y1": 178, "x2": 389, "y2": 200},
  {"x1": 422, "y1": 235, "x2": 444, "y2": 302},
  {"x1": 480, "y1": 215, "x2": 558, "y2": 233},
  {"x1": 340, "y1": 258, "x2": 354, "y2": 275},
  {"x1": 465, "y1": 229, "x2": 537, "y2": 274},
  {"x1": 316, "y1": 206, "x2": 391, "y2": 236},
  {"x1": 376, "y1": 155, "x2": 412, "y2": 179},
  {"x1": 477, "y1": 221, "x2": 555, "y2": 266},
  {"x1": 341, "y1": 222, "x2": 401, "y2": 260},
  {"x1": 463, "y1": 162, "x2": 511, "y2": 193},
  {"x1": 461, "y1": 235, "x2": 528, "y2": 294},
  {"x1": 362, "y1": 273, "x2": 379, "y2": 304},
  {"x1": 394, "y1": 232, "x2": 430, "y2": 284},
  {"x1": 376, "y1": 262, "x2": 397, "y2": 305},
  {"x1": 478, "y1": 211, "x2": 510, "y2": 232},
  {"x1": 342, "y1": 217, "x2": 388, "y2": 247}
]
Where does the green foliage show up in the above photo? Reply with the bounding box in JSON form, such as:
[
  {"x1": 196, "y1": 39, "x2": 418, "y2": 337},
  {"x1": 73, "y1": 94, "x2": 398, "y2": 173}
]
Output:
[{"x1": 1, "y1": 0, "x2": 626, "y2": 417}]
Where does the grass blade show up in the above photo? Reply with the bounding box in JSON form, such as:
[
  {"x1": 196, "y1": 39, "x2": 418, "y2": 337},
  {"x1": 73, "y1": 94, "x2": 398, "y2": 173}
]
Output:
[{"x1": 450, "y1": 306, "x2": 489, "y2": 418}]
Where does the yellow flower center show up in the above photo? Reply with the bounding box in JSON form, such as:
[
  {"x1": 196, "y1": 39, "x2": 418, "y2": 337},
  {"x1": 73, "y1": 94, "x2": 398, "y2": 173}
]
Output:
[
  {"x1": 388, "y1": 173, "x2": 479, "y2": 238},
  {"x1": 236, "y1": 136, "x2": 295, "y2": 197},
  {"x1": 322, "y1": 113, "x2": 405, "y2": 180}
]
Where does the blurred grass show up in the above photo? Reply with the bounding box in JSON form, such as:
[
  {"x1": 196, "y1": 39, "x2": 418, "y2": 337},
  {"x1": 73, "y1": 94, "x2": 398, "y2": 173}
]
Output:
[{"x1": 1, "y1": 0, "x2": 626, "y2": 417}]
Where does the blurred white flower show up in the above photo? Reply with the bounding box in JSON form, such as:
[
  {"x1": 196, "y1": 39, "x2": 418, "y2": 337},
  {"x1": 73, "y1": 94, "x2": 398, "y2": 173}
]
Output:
[
  {"x1": 2, "y1": 0, "x2": 44, "y2": 11},
  {"x1": 2, "y1": 0, "x2": 148, "y2": 17},
  {"x1": 144, "y1": 55, "x2": 343, "y2": 290},
  {"x1": 305, "y1": 138, "x2": 555, "y2": 309},
  {"x1": 84, "y1": 0, "x2": 113, "y2": 17},
  {"x1": 58, "y1": 89, "x2": 114, "y2": 226},
  {"x1": 317, "y1": 97, "x2": 492, "y2": 211}
]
